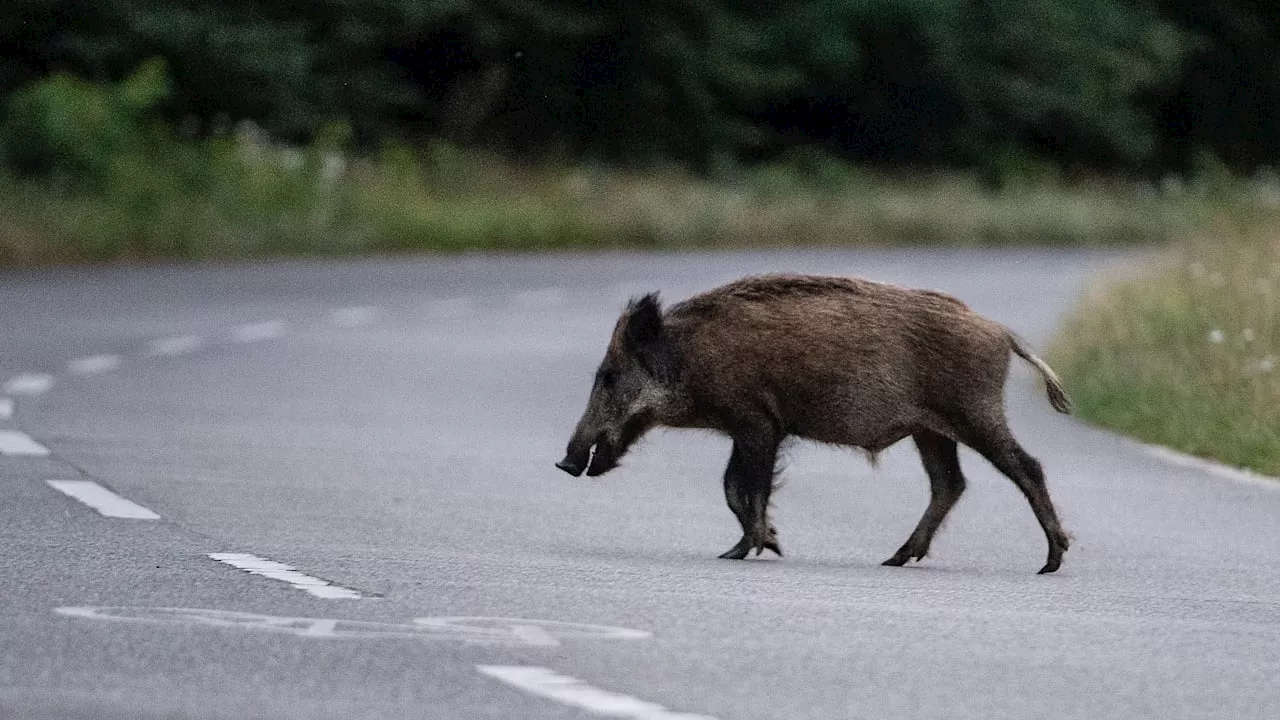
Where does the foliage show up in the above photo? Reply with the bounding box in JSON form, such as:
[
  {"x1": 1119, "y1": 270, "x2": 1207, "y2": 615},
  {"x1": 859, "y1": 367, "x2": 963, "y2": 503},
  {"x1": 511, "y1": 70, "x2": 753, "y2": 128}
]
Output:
[
  {"x1": 1, "y1": 57, "x2": 168, "y2": 189},
  {"x1": 0, "y1": 61, "x2": 1207, "y2": 265},
  {"x1": 1151, "y1": 0, "x2": 1280, "y2": 173},
  {"x1": 8, "y1": 0, "x2": 1261, "y2": 173}
]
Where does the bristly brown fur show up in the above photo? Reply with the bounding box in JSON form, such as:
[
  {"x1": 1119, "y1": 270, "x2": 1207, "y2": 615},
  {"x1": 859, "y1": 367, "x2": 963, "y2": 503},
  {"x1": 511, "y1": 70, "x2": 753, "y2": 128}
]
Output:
[{"x1": 560, "y1": 272, "x2": 1073, "y2": 573}]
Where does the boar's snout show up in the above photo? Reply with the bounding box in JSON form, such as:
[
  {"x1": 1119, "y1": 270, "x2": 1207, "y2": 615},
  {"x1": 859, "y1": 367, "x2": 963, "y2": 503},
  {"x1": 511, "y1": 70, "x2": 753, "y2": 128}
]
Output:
[
  {"x1": 556, "y1": 432, "x2": 597, "y2": 477},
  {"x1": 556, "y1": 433, "x2": 619, "y2": 478},
  {"x1": 555, "y1": 455, "x2": 585, "y2": 477}
]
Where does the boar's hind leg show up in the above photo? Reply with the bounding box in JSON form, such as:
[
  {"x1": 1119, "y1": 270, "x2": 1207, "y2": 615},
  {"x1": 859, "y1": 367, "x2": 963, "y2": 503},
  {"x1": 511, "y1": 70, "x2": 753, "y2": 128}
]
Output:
[
  {"x1": 966, "y1": 427, "x2": 1070, "y2": 574},
  {"x1": 883, "y1": 431, "x2": 966, "y2": 567},
  {"x1": 717, "y1": 434, "x2": 782, "y2": 560}
]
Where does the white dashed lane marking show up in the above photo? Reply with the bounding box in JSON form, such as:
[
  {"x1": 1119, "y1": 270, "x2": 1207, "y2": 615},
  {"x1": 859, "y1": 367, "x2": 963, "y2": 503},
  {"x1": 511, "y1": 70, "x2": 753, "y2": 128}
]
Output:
[
  {"x1": 477, "y1": 666, "x2": 718, "y2": 720},
  {"x1": 3, "y1": 373, "x2": 54, "y2": 396},
  {"x1": 0, "y1": 398, "x2": 13, "y2": 419},
  {"x1": 149, "y1": 335, "x2": 205, "y2": 356},
  {"x1": 231, "y1": 321, "x2": 287, "y2": 343},
  {"x1": 208, "y1": 553, "x2": 362, "y2": 599},
  {"x1": 68, "y1": 354, "x2": 122, "y2": 376},
  {"x1": 330, "y1": 306, "x2": 380, "y2": 327},
  {"x1": 46, "y1": 480, "x2": 160, "y2": 519},
  {"x1": 0, "y1": 430, "x2": 50, "y2": 457}
]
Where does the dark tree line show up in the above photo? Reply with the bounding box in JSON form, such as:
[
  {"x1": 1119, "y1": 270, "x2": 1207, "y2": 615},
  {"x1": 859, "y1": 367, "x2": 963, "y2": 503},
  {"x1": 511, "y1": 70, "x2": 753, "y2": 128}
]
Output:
[{"x1": 2, "y1": 0, "x2": 1277, "y2": 176}]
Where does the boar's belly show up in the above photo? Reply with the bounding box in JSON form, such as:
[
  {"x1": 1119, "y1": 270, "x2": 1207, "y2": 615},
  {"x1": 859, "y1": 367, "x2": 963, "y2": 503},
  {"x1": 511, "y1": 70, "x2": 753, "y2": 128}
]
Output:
[{"x1": 784, "y1": 399, "x2": 920, "y2": 451}]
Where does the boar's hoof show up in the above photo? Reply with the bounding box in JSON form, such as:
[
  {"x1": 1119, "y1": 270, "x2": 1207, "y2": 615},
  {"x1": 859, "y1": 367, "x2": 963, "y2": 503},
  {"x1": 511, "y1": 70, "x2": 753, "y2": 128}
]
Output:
[
  {"x1": 719, "y1": 533, "x2": 783, "y2": 560},
  {"x1": 718, "y1": 537, "x2": 754, "y2": 560},
  {"x1": 1037, "y1": 554, "x2": 1064, "y2": 574},
  {"x1": 881, "y1": 549, "x2": 919, "y2": 567},
  {"x1": 1037, "y1": 535, "x2": 1069, "y2": 574},
  {"x1": 760, "y1": 538, "x2": 783, "y2": 557},
  {"x1": 755, "y1": 525, "x2": 783, "y2": 557}
]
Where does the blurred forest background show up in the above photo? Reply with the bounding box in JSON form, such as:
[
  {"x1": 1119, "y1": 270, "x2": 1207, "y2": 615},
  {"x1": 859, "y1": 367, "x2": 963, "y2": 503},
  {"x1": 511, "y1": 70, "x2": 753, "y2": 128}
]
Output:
[{"x1": 3, "y1": 0, "x2": 1280, "y2": 262}]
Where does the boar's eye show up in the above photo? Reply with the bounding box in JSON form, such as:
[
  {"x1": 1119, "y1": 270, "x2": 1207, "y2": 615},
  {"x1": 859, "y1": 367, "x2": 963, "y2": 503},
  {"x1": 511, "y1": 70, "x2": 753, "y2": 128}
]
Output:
[{"x1": 599, "y1": 369, "x2": 618, "y2": 390}]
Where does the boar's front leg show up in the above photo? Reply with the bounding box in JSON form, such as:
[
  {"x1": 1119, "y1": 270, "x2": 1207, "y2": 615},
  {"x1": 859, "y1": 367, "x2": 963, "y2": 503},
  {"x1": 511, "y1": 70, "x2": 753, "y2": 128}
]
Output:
[{"x1": 718, "y1": 432, "x2": 783, "y2": 560}]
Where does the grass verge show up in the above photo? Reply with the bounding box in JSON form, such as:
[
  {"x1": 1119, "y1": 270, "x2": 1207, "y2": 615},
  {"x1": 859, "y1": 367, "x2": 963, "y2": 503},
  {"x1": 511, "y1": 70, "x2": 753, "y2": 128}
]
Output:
[
  {"x1": 0, "y1": 149, "x2": 1234, "y2": 267},
  {"x1": 1048, "y1": 218, "x2": 1280, "y2": 477},
  {"x1": 0, "y1": 60, "x2": 1270, "y2": 266}
]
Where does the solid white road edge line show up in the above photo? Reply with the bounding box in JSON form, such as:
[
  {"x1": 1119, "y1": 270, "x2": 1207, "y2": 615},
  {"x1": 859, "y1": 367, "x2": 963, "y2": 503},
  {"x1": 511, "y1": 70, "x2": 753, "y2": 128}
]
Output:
[
  {"x1": 231, "y1": 320, "x2": 287, "y2": 343},
  {"x1": 149, "y1": 335, "x2": 205, "y2": 356},
  {"x1": 1137, "y1": 441, "x2": 1280, "y2": 489},
  {"x1": 68, "y1": 354, "x2": 122, "y2": 375},
  {"x1": 207, "y1": 553, "x2": 362, "y2": 599},
  {"x1": 46, "y1": 480, "x2": 160, "y2": 519},
  {"x1": 0, "y1": 430, "x2": 51, "y2": 457},
  {"x1": 476, "y1": 666, "x2": 718, "y2": 720},
  {"x1": 3, "y1": 373, "x2": 54, "y2": 396},
  {"x1": 0, "y1": 398, "x2": 13, "y2": 419},
  {"x1": 331, "y1": 306, "x2": 380, "y2": 326}
]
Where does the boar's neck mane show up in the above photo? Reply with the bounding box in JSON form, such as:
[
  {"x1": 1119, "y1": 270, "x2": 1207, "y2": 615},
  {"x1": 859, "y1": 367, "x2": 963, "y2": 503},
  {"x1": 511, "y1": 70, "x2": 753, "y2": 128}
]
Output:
[{"x1": 669, "y1": 274, "x2": 967, "y2": 313}]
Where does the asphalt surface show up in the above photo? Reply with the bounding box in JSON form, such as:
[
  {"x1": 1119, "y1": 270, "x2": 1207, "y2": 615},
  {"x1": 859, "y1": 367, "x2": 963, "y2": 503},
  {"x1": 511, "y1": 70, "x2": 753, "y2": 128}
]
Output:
[{"x1": 1, "y1": 249, "x2": 1278, "y2": 720}]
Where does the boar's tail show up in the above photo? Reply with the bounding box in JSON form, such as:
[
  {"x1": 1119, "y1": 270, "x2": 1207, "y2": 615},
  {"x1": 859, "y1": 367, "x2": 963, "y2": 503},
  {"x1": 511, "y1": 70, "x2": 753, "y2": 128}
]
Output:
[{"x1": 1006, "y1": 331, "x2": 1072, "y2": 414}]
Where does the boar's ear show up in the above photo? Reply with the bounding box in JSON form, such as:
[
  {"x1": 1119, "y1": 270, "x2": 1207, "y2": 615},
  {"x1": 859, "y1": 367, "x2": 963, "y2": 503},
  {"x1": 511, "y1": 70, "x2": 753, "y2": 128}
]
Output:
[{"x1": 623, "y1": 293, "x2": 664, "y2": 352}]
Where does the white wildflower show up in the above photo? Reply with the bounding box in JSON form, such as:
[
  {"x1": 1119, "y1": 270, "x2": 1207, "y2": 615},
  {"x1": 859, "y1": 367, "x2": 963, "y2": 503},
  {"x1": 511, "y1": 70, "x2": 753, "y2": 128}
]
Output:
[
  {"x1": 280, "y1": 149, "x2": 304, "y2": 172},
  {"x1": 322, "y1": 153, "x2": 346, "y2": 182},
  {"x1": 235, "y1": 119, "x2": 265, "y2": 145},
  {"x1": 1243, "y1": 328, "x2": 1256, "y2": 342},
  {"x1": 1261, "y1": 356, "x2": 1277, "y2": 372},
  {"x1": 1208, "y1": 329, "x2": 1225, "y2": 344},
  {"x1": 1255, "y1": 169, "x2": 1280, "y2": 207}
]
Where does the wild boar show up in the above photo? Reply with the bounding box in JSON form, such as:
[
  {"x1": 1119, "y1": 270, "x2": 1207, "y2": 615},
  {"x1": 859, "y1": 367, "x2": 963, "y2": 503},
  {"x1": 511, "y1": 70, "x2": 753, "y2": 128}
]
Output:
[{"x1": 556, "y1": 274, "x2": 1072, "y2": 574}]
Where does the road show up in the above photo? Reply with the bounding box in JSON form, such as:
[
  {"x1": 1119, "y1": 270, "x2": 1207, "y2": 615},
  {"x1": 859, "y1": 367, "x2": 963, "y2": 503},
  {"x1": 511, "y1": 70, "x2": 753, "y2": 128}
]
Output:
[{"x1": 1, "y1": 249, "x2": 1278, "y2": 720}]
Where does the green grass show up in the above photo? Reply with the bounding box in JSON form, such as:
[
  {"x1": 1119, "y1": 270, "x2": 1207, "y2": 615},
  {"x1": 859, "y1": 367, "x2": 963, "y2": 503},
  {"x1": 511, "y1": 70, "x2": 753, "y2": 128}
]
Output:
[
  {"x1": 1048, "y1": 219, "x2": 1280, "y2": 477},
  {"x1": 0, "y1": 141, "x2": 1236, "y2": 267},
  {"x1": 0, "y1": 60, "x2": 1267, "y2": 266}
]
